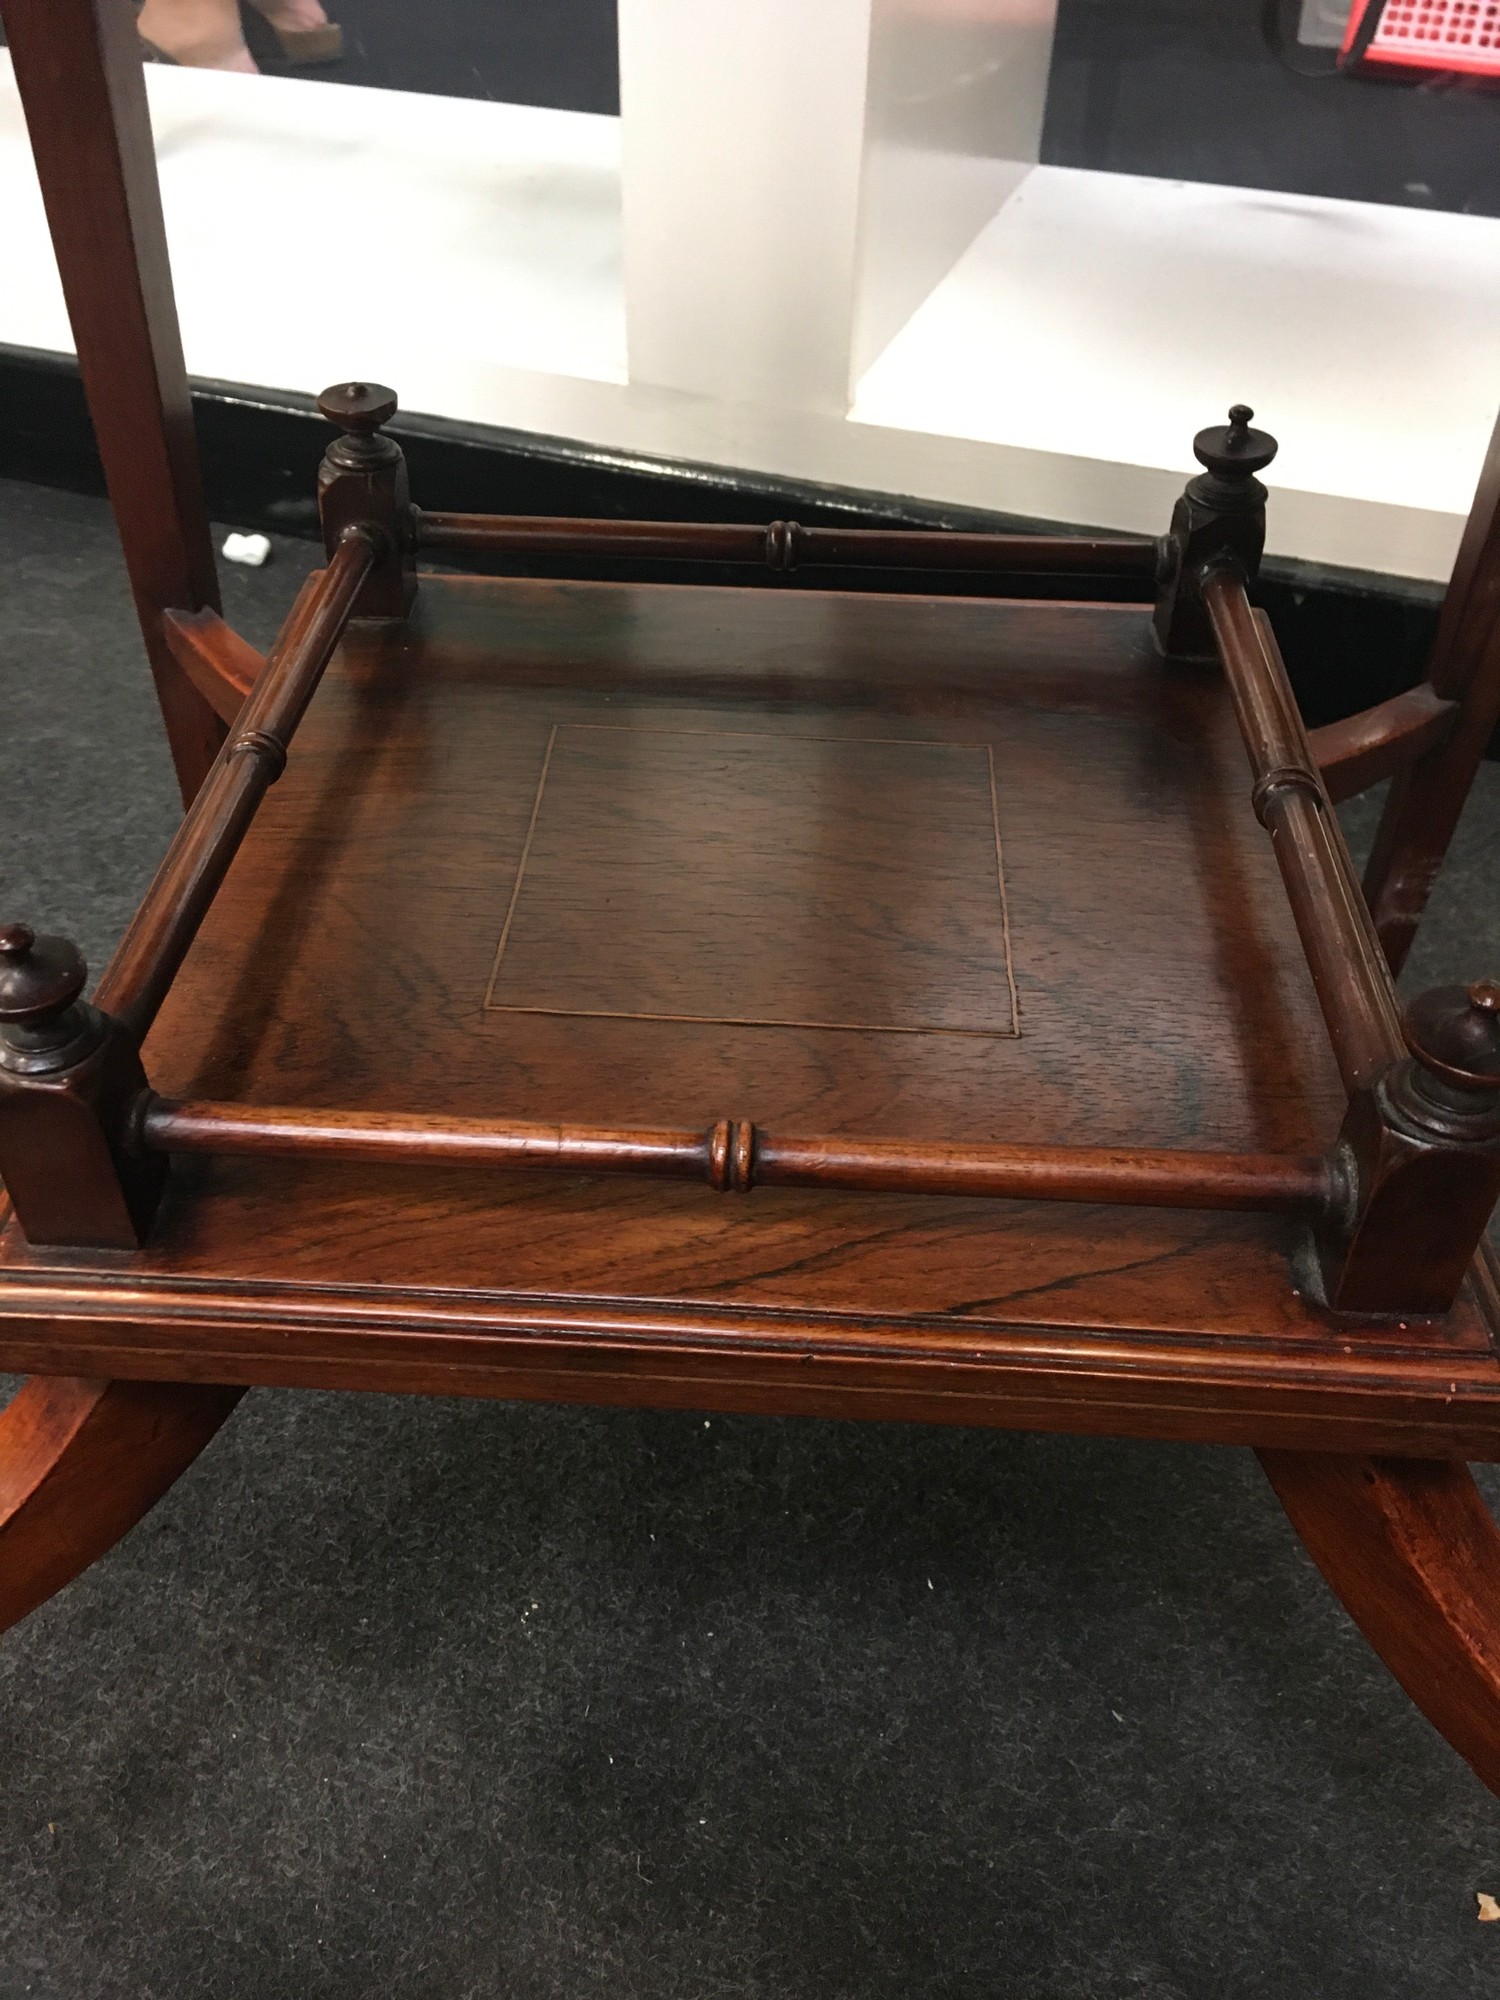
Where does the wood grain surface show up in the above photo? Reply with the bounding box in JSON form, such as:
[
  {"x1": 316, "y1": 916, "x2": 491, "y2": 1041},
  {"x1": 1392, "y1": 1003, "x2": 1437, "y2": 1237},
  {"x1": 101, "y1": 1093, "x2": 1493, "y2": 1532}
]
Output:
[{"x1": 484, "y1": 723, "x2": 1020, "y2": 1036}]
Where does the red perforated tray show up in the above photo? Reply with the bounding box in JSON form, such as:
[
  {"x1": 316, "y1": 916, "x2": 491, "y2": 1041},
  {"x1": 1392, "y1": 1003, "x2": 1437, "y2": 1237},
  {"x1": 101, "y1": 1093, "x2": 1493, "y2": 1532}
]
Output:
[{"x1": 1343, "y1": 0, "x2": 1500, "y2": 74}]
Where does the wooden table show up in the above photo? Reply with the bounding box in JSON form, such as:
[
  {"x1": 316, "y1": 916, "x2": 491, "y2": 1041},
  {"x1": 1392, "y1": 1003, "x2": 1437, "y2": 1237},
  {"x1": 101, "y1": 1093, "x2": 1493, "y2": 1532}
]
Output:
[{"x1": 2, "y1": 0, "x2": 1500, "y2": 1810}]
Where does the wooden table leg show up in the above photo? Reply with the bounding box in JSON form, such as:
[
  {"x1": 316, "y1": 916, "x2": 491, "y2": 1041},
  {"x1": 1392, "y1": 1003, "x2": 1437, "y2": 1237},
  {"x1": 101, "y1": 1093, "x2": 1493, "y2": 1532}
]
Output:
[
  {"x1": 1260, "y1": 1448, "x2": 1500, "y2": 1795},
  {"x1": 0, "y1": 1376, "x2": 243, "y2": 1633}
]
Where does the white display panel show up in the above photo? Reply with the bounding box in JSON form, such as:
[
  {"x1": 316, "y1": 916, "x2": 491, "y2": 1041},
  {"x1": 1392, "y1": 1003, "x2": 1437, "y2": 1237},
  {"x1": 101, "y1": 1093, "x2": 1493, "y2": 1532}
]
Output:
[
  {"x1": 852, "y1": 166, "x2": 1500, "y2": 579},
  {"x1": 618, "y1": 0, "x2": 872, "y2": 412},
  {"x1": 617, "y1": 0, "x2": 1056, "y2": 410},
  {"x1": 0, "y1": 60, "x2": 627, "y2": 403},
  {"x1": 852, "y1": 0, "x2": 1055, "y2": 382},
  {"x1": 2, "y1": 35, "x2": 1498, "y2": 580}
]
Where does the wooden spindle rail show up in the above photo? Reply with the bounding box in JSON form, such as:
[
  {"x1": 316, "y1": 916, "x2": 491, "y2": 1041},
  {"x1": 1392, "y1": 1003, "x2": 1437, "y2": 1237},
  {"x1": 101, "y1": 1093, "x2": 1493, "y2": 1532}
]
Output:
[
  {"x1": 98, "y1": 530, "x2": 376, "y2": 1043},
  {"x1": 412, "y1": 509, "x2": 1161, "y2": 581},
  {"x1": 138, "y1": 1097, "x2": 1332, "y2": 1215},
  {"x1": 1203, "y1": 567, "x2": 1406, "y2": 1095}
]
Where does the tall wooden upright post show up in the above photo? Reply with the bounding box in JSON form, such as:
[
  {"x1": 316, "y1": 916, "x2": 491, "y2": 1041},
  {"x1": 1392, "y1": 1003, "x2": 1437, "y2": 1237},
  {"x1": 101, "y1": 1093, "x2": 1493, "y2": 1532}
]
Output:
[
  {"x1": 1361, "y1": 404, "x2": 1500, "y2": 973},
  {"x1": 0, "y1": 0, "x2": 242, "y2": 1626},
  {"x1": 1, "y1": 0, "x2": 225, "y2": 803}
]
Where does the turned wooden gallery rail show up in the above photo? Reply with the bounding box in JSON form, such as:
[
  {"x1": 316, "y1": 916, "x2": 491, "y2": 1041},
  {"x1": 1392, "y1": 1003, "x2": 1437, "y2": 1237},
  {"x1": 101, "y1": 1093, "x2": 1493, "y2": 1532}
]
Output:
[
  {"x1": 100, "y1": 528, "x2": 376, "y2": 1041},
  {"x1": 413, "y1": 509, "x2": 1163, "y2": 583},
  {"x1": 1202, "y1": 567, "x2": 1405, "y2": 1097},
  {"x1": 1, "y1": 395, "x2": 1498, "y2": 1326},
  {"x1": 138, "y1": 1099, "x2": 1333, "y2": 1214}
]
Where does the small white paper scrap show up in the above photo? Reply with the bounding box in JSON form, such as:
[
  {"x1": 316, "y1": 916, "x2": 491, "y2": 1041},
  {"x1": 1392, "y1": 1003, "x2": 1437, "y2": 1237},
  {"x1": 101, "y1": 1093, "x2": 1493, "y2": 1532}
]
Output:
[{"x1": 222, "y1": 532, "x2": 271, "y2": 568}]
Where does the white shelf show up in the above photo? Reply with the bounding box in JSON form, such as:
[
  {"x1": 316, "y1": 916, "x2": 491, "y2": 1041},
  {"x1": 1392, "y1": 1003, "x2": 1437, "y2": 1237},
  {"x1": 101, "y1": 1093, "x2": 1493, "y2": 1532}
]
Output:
[
  {"x1": 0, "y1": 60, "x2": 627, "y2": 400},
  {"x1": 3, "y1": 54, "x2": 1497, "y2": 580},
  {"x1": 852, "y1": 166, "x2": 1500, "y2": 579}
]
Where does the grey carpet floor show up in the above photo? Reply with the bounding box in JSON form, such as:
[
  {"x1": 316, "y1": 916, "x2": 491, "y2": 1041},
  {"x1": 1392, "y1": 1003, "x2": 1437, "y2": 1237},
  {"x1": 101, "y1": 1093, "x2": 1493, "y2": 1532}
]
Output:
[{"x1": 1, "y1": 475, "x2": 1499, "y2": 1998}]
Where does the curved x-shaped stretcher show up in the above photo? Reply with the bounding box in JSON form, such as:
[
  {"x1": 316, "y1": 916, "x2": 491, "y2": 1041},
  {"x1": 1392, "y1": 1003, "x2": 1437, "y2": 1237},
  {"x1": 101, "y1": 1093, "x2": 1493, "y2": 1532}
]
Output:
[
  {"x1": 5, "y1": 1384, "x2": 1500, "y2": 1798},
  {"x1": 0, "y1": 1376, "x2": 242, "y2": 1631}
]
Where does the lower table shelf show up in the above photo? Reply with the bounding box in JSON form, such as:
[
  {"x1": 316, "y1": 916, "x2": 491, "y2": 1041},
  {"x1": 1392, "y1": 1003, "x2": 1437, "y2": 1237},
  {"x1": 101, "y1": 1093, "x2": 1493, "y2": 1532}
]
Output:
[{"x1": 2, "y1": 572, "x2": 1496, "y2": 1454}]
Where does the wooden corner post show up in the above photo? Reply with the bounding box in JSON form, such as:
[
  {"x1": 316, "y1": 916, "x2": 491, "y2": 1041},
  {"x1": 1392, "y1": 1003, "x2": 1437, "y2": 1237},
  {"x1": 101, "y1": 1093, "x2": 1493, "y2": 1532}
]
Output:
[
  {"x1": 1318, "y1": 981, "x2": 1500, "y2": 1316},
  {"x1": 316, "y1": 383, "x2": 416, "y2": 618},
  {"x1": 0, "y1": 925, "x2": 163, "y2": 1250},
  {"x1": 1196, "y1": 447, "x2": 1500, "y2": 1323},
  {"x1": 0, "y1": 0, "x2": 225, "y2": 802},
  {"x1": 1155, "y1": 406, "x2": 1277, "y2": 660}
]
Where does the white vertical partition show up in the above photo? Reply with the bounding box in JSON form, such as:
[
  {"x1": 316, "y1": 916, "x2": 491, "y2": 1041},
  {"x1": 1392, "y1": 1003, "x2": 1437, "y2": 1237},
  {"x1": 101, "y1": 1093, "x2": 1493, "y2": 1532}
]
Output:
[
  {"x1": 853, "y1": 0, "x2": 1058, "y2": 382},
  {"x1": 618, "y1": 0, "x2": 872, "y2": 413},
  {"x1": 618, "y1": 0, "x2": 1058, "y2": 415}
]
